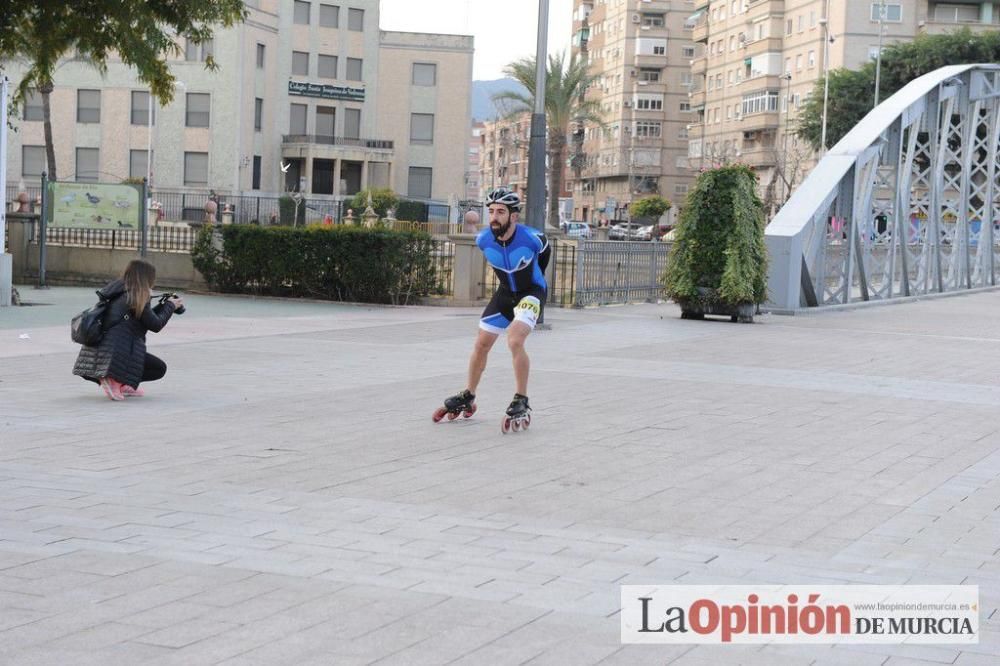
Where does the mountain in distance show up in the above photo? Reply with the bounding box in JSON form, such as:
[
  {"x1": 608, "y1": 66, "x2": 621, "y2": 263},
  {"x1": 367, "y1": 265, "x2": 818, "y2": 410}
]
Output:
[{"x1": 471, "y1": 78, "x2": 529, "y2": 122}]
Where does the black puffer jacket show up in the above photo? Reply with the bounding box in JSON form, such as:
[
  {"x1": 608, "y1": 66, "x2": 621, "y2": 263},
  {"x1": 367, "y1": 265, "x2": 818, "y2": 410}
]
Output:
[{"x1": 72, "y1": 279, "x2": 176, "y2": 388}]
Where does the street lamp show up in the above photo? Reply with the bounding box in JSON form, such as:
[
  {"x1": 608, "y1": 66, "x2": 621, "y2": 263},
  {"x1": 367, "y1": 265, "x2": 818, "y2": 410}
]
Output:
[
  {"x1": 780, "y1": 72, "x2": 793, "y2": 205},
  {"x1": 818, "y1": 4, "x2": 834, "y2": 153},
  {"x1": 873, "y1": 0, "x2": 886, "y2": 108}
]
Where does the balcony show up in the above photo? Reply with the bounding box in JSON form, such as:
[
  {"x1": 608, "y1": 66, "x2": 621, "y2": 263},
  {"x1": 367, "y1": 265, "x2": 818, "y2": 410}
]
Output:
[
  {"x1": 691, "y1": 55, "x2": 708, "y2": 75},
  {"x1": 634, "y1": 52, "x2": 668, "y2": 68},
  {"x1": 741, "y1": 37, "x2": 783, "y2": 58},
  {"x1": 282, "y1": 135, "x2": 394, "y2": 151},
  {"x1": 736, "y1": 146, "x2": 777, "y2": 168},
  {"x1": 637, "y1": 0, "x2": 671, "y2": 11},
  {"x1": 919, "y1": 18, "x2": 1000, "y2": 35},
  {"x1": 692, "y1": 16, "x2": 709, "y2": 43},
  {"x1": 738, "y1": 111, "x2": 781, "y2": 132},
  {"x1": 688, "y1": 89, "x2": 707, "y2": 108},
  {"x1": 739, "y1": 74, "x2": 784, "y2": 91}
]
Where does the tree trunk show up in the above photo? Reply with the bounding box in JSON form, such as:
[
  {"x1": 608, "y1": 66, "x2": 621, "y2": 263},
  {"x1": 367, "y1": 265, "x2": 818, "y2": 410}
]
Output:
[
  {"x1": 547, "y1": 133, "x2": 566, "y2": 232},
  {"x1": 39, "y1": 79, "x2": 57, "y2": 181}
]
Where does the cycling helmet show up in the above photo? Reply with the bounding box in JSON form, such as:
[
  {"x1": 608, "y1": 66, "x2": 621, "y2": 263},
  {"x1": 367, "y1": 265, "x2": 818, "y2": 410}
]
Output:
[{"x1": 486, "y1": 187, "x2": 521, "y2": 213}]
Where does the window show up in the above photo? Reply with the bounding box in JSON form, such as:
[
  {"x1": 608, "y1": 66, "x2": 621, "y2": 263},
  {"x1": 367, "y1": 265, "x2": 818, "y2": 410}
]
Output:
[
  {"x1": 635, "y1": 121, "x2": 661, "y2": 137},
  {"x1": 681, "y1": 72, "x2": 693, "y2": 87},
  {"x1": 252, "y1": 155, "x2": 262, "y2": 190},
  {"x1": 129, "y1": 150, "x2": 149, "y2": 181},
  {"x1": 934, "y1": 4, "x2": 980, "y2": 22},
  {"x1": 319, "y1": 54, "x2": 338, "y2": 79},
  {"x1": 871, "y1": 3, "x2": 902, "y2": 22},
  {"x1": 131, "y1": 91, "x2": 154, "y2": 125},
  {"x1": 316, "y1": 106, "x2": 335, "y2": 136},
  {"x1": 795, "y1": 54, "x2": 802, "y2": 71},
  {"x1": 635, "y1": 96, "x2": 663, "y2": 110},
  {"x1": 680, "y1": 102, "x2": 691, "y2": 112},
  {"x1": 256, "y1": 43, "x2": 266, "y2": 68},
  {"x1": 185, "y1": 93, "x2": 210, "y2": 127},
  {"x1": 408, "y1": 167, "x2": 432, "y2": 198},
  {"x1": 675, "y1": 184, "x2": 689, "y2": 196},
  {"x1": 344, "y1": 108, "x2": 360, "y2": 139},
  {"x1": 294, "y1": 1, "x2": 311, "y2": 25},
  {"x1": 678, "y1": 127, "x2": 689, "y2": 139},
  {"x1": 741, "y1": 90, "x2": 780, "y2": 115},
  {"x1": 639, "y1": 68, "x2": 660, "y2": 82},
  {"x1": 320, "y1": 4, "x2": 339, "y2": 27},
  {"x1": 729, "y1": 36, "x2": 735, "y2": 52},
  {"x1": 254, "y1": 98, "x2": 263, "y2": 131},
  {"x1": 682, "y1": 46, "x2": 695, "y2": 58},
  {"x1": 412, "y1": 62, "x2": 436, "y2": 86},
  {"x1": 786, "y1": 19, "x2": 792, "y2": 35},
  {"x1": 23, "y1": 90, "x2": 43, "y2": 121},
  {"x1": 410, "y1": 113, "x2": 434, "y2": 144},
  {"x1": 785, "y1": 57, "x2": 792, "y2": 74},
  {"x1": 798, "y1": 15, "x2": 804, "y2": 31},
  {"x1": 75, "y1": 148, "x2": 99, "y2": 182},
  {"x1": 348, "y1": 7, "x2": 364, "y2": 31},
  {"x1": 186, "y1": 39, "x2": 212, "y2": 62},
  {"x1": 289, "y1": 103, "x2": 307, "y2": 134},
  {"x1": 810, "y1": 10, "x2": 816, "y2": 26},
  {"x1": 346, "y1": 57, "x2": 362, "y2": 81},
  {"x1": 653, "y1": 44, "x2": 665, "y2": 55},
  {"x1": 292, "y1": 51, "x2": 309, "y2": 76},
  {"x1": 641, "y1": 13, "x2": 664, "y2": 27},
  {"x1": 21, "y1": 145, "x2": 45, "y2": 179},
  {"x1": 808, "y1": 50, "x2": 816, "y2": 68},
  {"x1": 77, "y1": 89, "x2": 100, "y2": 123},
  {"x1": 184, "y1": 152, "x2": 208, "y2": 186}
]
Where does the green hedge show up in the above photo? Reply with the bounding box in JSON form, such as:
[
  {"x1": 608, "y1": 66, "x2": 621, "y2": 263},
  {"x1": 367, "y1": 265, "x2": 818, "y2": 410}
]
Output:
[
  {"x1": 663, "y1": 164, "x2": 768, "y2": 306},
  {"x1": 191, "y1": 224, "x2": 438, "y2": 304}
]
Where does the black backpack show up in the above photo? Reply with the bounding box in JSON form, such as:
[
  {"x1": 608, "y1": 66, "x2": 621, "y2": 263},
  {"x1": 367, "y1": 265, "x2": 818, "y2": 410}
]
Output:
[{"x1": 71, "y1": 292, "x2": 113, "y2": 346}]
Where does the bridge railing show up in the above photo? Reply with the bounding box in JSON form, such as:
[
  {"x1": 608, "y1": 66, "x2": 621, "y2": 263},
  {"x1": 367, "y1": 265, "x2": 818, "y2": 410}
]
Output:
[{"x1": 766, "y1": 64, "x2": 1000, "y2": 311}]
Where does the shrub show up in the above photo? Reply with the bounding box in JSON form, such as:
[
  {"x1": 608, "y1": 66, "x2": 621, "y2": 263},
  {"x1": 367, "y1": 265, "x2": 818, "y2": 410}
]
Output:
[
  {"x1": 395, "y1": 199, "x2": 428, "y2": 222},
  {"x1": 629, "y1": 195, "x2": 671, "y2": 220},
  {"x1": 349, "y1": 188, "x2": 399, "y2": 218},
  {"x1": 663, "y1": 164, "x2": 768, "y2": 307},
  {"x1": 278, "y1": 195, "x2": 306, "y2": 226},
  {"x1": 191, "y1": 224, "x2": 438, "y2": 304}
]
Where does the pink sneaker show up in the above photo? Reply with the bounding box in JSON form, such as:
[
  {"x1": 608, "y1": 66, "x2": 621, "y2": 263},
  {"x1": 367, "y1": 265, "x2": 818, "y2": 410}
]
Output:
[
  {"x1": 99, "y1": 377, "x2": 125, "y2": 401},
  {"x1": 121, "y1": 385, "x2": 145, "y2": 397}
]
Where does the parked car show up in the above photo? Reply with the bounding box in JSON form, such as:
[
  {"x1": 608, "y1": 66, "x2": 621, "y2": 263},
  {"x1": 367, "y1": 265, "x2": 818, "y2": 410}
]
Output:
[
  {"x1": 562, "y1": 221, "x2": 593, "y2": 239},
  {"x1": 633, "y1": 225, "x2": 655, "y2": 241},
  {"x1": 609, "y1": 222, "x2": 641, "y2": 240}
]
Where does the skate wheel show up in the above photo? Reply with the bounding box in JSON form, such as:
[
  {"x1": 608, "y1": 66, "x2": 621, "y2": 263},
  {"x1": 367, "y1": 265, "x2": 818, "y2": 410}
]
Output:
[
  {"x1": 462, "y1": 404, "x2": 477, "y2": 418},
  {"x1": 511, "y1": 418, "x2": 522, "y2": 432},
  {"x1": 522, "y1": 415, "x2": 531, "y2": 429},
  {"x1": 446, "y1": 411, "x2": 459, "y2": 421},
  {"x1": 501, "y1": 417, "x2": 511, "y2": 434},
  {"x1": 432, "y1": 407, "x2": 447, "y2": 423}
]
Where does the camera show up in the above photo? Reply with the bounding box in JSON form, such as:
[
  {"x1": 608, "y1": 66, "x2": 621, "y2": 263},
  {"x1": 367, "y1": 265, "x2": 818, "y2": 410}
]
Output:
[{"x1": 157, "y1": 292, "x2": 186, "y2": 315}]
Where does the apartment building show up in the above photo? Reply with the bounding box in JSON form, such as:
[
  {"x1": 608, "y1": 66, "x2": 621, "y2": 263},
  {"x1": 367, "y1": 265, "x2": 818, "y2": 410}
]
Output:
[
  {"x1": 569, "y1": 0, "x2": 698, "y2": 224},
  {"x1": 4, "y1": 0, "x2": 473, "y2": 202},
  {"x1": 478, "y1": 112, "x2": 532, "y2": 199},
  {"x1": 689, "y1": 0, "x2": 999, "y2": 209}
]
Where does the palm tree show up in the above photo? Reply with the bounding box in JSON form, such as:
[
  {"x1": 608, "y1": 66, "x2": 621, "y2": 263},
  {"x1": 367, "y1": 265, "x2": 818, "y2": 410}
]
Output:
[{"x1": 493, "y1": 51, "x2": 602, "y2": 231}]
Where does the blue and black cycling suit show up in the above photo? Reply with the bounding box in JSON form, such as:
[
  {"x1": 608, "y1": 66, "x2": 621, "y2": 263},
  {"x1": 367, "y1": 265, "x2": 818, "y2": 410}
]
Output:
[{"x1": 476, "y1": 224, "x2": 551, "y2": 333}]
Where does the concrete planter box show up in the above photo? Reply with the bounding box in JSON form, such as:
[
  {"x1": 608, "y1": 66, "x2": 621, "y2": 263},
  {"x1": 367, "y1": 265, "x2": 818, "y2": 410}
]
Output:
[{"x1": 678, "y1": 287, "x2": 756, "y2": 323}]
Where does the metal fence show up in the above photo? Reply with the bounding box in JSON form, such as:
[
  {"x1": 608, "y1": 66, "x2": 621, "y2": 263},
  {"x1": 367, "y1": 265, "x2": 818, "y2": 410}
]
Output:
[
  {"x1": 428, "y1": 238, "x2": 454, "y2": 296},
  {"x1": 574, "y1": 240, "x2": 670, "y2": 307},
  {"x1": 27, "y1": 222, "x2": 199, "y2": 253}
]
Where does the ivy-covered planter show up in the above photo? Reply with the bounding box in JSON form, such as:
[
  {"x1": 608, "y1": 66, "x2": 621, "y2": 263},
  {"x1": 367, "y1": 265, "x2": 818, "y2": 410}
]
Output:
[{"x1": 662, "y1": 164, "x2": 768, "y2": 323}]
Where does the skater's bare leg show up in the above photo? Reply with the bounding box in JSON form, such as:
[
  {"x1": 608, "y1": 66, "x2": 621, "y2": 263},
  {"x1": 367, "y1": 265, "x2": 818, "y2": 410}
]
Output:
[
  {"x1": 507, "y1": 321, "x2": 532, "y2": 396},
  {"x1": 467, "y1": 329, "x2": 499, "y2": 394}
]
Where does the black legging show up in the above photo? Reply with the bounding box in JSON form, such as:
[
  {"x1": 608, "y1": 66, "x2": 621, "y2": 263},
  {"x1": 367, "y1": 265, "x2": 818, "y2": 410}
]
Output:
[
  {"x1": 141, "y1": 353, "x2": 167, "y2": 385},
  {"x1": 86, "y1": 352, "x2": 167, "y2": 387}
]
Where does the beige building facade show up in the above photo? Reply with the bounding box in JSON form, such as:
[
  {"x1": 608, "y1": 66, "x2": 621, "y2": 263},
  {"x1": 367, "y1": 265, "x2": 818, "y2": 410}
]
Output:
[
  {"x1": 4, "y1": 0, "x2": 472, "y2": 202},
  {"x1": 569, "y1": 0, "x2": 698, "y2": 223},
  {"x1": 689, "y1": 0, "x2": 1000, "y2": 210}
]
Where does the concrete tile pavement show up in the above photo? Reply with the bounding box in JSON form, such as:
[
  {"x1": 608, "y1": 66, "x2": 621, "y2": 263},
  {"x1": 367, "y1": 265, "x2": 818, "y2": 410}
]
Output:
[{"x1": 1, "y1": 285, "x2": 1000, "y2": 663}]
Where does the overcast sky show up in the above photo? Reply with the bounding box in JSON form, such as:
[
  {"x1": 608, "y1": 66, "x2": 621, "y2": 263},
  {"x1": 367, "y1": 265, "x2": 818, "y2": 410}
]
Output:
[{"x1": 379, "y1": 0, "x2": 574, "y2": 80}]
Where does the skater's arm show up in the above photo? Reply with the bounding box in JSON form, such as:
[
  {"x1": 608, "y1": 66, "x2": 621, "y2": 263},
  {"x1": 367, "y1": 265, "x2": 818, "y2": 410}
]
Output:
[{"x1": 536, "y1": 233, "x2": 551, "y2": 272}]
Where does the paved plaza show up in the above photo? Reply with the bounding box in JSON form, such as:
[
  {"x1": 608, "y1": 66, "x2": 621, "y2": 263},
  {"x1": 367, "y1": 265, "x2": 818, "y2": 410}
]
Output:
[{"x1": 1, "y1": 286, "x2": 999, "y2": 665}]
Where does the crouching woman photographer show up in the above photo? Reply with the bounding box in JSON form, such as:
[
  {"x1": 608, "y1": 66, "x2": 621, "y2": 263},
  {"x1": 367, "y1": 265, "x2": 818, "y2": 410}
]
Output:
[{"x1": 73, "y1": 259, "x2": 184, "y2": 401}]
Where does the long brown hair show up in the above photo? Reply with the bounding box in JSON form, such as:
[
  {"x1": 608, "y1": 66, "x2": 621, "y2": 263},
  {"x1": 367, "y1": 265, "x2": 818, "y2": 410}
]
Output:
[{"x1": 122, "y1": 259, "x2": 156, "y2": 318}]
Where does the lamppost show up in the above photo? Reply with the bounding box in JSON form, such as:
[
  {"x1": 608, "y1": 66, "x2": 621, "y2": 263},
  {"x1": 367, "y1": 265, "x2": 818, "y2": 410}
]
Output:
[
  {"x1": 780, "y1": 72, "x2": 793, "y2": 205},
  {"x1": 873, "y1": 0, "x2": 886, "y2": 107},
  {"x1": 818, "y1": 0, "x2": 833, "y2": 153}
]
